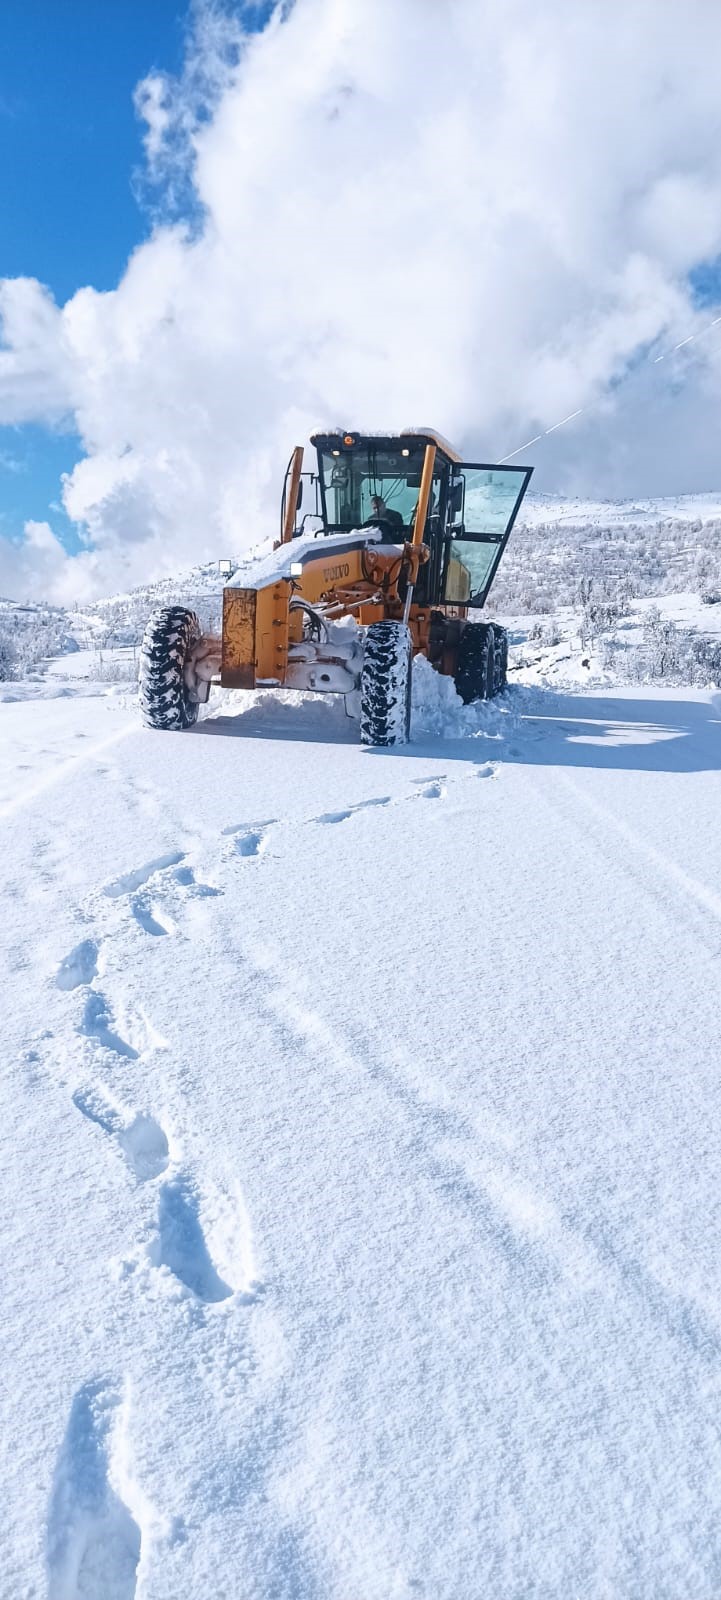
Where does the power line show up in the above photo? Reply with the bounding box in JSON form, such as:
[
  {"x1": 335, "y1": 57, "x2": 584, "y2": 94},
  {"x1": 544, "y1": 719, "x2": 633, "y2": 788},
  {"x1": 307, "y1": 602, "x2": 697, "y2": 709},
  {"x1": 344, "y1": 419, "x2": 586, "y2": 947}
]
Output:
[{"x1": 499, "y1": 311, "x2": 721, "y2": 464}]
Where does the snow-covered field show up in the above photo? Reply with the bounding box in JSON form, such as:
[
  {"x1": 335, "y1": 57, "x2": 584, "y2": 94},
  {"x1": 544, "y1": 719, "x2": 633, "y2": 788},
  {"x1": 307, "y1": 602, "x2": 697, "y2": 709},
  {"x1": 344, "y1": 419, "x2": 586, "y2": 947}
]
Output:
[{"x1": 2, "y1": 629, "x2": 721, "y2": 1597}]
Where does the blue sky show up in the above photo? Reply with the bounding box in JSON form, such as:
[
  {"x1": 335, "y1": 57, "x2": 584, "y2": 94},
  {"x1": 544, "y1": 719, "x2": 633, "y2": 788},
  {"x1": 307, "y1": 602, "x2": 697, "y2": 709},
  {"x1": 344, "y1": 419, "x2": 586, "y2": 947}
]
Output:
[
  {"x1": 0, "y1": 2, "x2": 191, "y2": 551},
  {"x1": 0, "y1": 2, "x2": 189, "y2": 301},
  {"x1": 3, "y1": 0, "x2": 721, "y2": 602}
]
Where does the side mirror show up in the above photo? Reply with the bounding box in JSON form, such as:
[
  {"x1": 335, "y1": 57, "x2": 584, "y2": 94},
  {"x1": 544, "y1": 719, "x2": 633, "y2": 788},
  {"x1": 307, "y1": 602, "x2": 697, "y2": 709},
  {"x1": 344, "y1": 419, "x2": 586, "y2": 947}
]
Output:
[
  {"x1": 451, "y1": 481, "x2": 464, "y2": 516},
  {"x1": 296, "y1": 480, "x2": 303, "y2": 510}
]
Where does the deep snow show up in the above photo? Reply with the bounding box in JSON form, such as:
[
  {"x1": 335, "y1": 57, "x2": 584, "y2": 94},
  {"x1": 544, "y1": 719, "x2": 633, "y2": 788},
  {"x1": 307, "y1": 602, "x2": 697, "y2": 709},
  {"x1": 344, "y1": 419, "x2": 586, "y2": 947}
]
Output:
[{"x1": 1, "y1": 657, "x2": 721, "y2": 1598}]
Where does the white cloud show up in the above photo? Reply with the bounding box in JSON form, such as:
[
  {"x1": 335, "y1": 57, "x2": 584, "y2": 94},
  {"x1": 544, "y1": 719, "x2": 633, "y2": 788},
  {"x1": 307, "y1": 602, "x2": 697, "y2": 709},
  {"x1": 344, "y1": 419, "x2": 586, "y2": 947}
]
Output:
[
  {"x1": 3, "y1": 0, "x2": 721, "y2": 601},
  {"x1": 0, "y1": 278, "x2": 76, "y2": 424},
  {"x1": 0, "y1": 521, "x2": 101, "y2": 605}
]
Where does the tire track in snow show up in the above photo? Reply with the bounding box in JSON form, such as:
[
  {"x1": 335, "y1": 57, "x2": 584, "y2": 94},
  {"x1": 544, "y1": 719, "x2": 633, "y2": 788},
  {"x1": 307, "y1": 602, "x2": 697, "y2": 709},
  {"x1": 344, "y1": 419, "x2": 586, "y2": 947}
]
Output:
[
  {"x1": 237, "y1": 942, "x2": 561, "y2": 1292},
  {"x1": 553, "y1": 766, "x2": 721, "y2": 931},
  {"x1": 524, "y1": 761, "x2": 721, "y2": 968},
  {"x1": 240, "y1": 943, "x2": 721, "y2": 1368},
  {"x1": 0, "y1": 723, "x2": 135, "y2": 822}
]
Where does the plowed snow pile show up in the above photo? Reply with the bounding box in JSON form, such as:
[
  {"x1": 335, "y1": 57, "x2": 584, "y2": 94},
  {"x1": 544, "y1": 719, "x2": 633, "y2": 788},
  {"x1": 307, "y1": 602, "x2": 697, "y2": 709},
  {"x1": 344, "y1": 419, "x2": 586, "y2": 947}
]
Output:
[{"x1": 1, "y1": 659, "x2": 721, "y2": 1598}]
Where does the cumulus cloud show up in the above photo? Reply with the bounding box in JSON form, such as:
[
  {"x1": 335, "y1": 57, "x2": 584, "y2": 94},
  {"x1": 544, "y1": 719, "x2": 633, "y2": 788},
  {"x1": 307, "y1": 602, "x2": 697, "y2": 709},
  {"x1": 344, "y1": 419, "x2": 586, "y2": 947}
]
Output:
[
  {"x1": 0, "y1": 277, "x2": 76, "y2": 424},
  {"x1": 2, "y1": 0, "x2": 721, "y2": 601},
  {"x1": 1, "y1": 520, "x2": 102, "y2": 605}
]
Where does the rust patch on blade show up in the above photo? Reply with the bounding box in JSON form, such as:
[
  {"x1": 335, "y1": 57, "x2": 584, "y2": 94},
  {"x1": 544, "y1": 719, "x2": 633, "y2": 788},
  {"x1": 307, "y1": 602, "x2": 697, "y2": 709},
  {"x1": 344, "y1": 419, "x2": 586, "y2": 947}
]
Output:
[{"x1": 221, "y1": 588, "x2": 256, "y2": 688}]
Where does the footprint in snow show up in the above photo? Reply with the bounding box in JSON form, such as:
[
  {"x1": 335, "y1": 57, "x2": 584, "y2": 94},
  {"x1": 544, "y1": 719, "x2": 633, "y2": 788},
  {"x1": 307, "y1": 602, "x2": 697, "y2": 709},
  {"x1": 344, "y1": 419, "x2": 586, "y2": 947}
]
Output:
[
  {"x1": 314, "y1": 796, "x2": 392, "y2": 824},
  {"x1": 72, "y1": 1087, "x2": 170, "y2": 1182},
  {"x1": 222, "y1": 819, "x2": 276, "y2": 858},
  {"x1": 412, "y1": 777, "x2": 447, "y2": 800},
  {"x1": 234, "y1": 830, "x2": 266, "y2": 858},
  {"x1": 56, "y1": 939, "x2": 100, "y2": 991},
  {"x1": 172, "y1": 863, "x2": 221, "y2": 897},
  {"x1": 46, "y1": 1378, "x2": 141, "y2": 1600},
  {"x1": 129, "y1": 897, "x2": 175, "y2": 938},
  {"x1": 152, "y1": 1174, "x2": 233, "y2": 1303},
  {"x1": 106, "y1": 855, "x2": 222, "y2": 937},
  {"x1": 150, "y1": 1172, "x2": 259, "y2": 1305},
  {"x1": 80, "y1": 992, "x2": 138, "y2": 1061},
  {"x1": 103, "y1": 851, "x2": 186, "y2": 899}
]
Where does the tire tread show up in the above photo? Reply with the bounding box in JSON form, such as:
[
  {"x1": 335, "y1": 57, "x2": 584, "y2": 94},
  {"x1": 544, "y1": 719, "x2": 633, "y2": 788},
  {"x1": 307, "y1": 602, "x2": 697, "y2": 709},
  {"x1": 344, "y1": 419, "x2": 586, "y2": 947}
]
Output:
[
  {"x1": 360, "y1": 621, "x2": 412, "y2": 746},
  {"x1": 138, "y1": 606, "x2": 201, "y2": 730}
]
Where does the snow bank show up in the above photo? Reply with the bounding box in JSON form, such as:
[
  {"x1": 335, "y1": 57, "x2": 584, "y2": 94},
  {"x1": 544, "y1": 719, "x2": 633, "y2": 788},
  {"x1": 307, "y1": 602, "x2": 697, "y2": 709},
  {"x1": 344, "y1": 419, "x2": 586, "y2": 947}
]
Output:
[{"x1": 411, "y1": 653, "x2": 510, "y2": 741}]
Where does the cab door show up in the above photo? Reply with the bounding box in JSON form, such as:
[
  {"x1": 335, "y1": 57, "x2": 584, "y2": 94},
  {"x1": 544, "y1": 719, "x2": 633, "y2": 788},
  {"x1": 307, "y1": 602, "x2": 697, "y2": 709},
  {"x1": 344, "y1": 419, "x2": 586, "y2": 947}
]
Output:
[{"x1": 443, "y1": 464, "x2": 533, "y2": 606}]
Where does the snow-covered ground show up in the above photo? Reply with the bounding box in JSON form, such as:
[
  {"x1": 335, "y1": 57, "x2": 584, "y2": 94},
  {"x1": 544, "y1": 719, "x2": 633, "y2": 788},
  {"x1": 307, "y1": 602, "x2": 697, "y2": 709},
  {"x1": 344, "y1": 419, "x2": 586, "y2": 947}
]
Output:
[
  {"x1": 498, "y1": 590, "x2": 721, "y2": 689},
  {"x1": 2, "y1": 643, "x2": 721, "y2": 1598}
]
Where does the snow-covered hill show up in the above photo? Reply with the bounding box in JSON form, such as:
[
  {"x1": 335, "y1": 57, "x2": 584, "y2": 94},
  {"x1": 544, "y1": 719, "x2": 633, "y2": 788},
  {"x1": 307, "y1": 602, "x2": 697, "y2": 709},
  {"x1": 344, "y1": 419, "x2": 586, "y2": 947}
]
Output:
[
  {"x1": 493, "y1": 491, "x2": 721, "y2": 616},
  {"x1": 520, "y1": 489, "x2": 721, "y2": 528}
]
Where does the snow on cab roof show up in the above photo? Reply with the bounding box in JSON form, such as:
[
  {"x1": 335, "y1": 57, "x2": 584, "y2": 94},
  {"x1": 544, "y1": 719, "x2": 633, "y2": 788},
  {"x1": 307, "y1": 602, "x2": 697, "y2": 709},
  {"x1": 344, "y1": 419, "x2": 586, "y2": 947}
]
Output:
[{"x1": 309, "y1": 427, "x2": 462, "y2": 462}]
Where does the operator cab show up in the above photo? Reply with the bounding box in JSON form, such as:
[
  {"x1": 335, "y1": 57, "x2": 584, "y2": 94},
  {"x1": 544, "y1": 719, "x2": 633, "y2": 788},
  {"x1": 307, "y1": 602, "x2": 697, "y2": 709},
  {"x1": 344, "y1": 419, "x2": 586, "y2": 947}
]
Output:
[
  {"x1": 313, "y1": 432, "x2": 435, "y2": 542},
  {"x1": 308, "y1": 430, "x2": 532, "y2": 609}
]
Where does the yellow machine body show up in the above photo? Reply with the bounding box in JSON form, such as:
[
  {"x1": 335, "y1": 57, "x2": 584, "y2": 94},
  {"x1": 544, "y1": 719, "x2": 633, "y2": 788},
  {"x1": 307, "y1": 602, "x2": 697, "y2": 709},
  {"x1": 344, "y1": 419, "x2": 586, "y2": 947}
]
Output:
[{"x1": 220, "y1": 430, "x2": 532, "y2": 691}]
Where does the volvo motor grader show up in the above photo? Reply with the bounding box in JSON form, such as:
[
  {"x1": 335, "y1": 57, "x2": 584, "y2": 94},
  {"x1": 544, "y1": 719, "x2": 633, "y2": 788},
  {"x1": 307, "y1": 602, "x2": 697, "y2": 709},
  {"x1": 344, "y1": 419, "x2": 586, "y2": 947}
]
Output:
[{"x1": 139, "y1": 430, "x2": 532, "y2": 745}]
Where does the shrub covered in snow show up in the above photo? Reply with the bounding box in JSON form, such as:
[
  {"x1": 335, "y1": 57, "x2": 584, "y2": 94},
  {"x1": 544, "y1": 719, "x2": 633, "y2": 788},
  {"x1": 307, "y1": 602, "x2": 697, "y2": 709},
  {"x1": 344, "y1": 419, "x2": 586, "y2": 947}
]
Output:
[
  {"x1": 596, "y1": 607, "x2": 721, "y2": 686},
  {"x1": 494, "y1": 510, "x2": 721, "y2": 614},
  {"x1": 0, "y1": 606, "x2": 71, "y2": 679},
  {"x1": 0, "y1": 626, "x2": 17, "y2": 681}
]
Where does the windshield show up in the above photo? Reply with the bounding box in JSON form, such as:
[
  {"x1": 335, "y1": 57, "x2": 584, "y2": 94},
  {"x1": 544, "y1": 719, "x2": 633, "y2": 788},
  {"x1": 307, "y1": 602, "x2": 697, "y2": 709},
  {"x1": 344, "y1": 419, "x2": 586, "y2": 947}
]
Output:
[{"x1": 320, "y1": 447, "x2": 427, "y2": 531}]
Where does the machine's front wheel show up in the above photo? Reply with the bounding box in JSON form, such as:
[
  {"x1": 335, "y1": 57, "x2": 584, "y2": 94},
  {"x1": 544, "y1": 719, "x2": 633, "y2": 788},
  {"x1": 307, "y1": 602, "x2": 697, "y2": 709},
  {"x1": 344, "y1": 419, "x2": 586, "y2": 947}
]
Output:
[
  {"x1": 138, "y1": 606, "x2": 201, "y2": 730},
  {"x1": 360, "y1": 622, "x2": 413, "y2": 746},
  {"x1": 454, "y1": 622, "x2": 496, "y2": 704}
]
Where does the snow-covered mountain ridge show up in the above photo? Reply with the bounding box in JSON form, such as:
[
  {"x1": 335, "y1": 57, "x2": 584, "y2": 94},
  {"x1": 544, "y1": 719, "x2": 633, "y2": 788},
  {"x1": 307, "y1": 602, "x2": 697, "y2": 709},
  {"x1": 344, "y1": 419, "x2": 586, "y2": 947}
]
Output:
[
  {"x1": 519, "y1": 489, "x2": 721, "y2": 528},
  {"x1": 493, "y1": 491, "x2": 721, "y2": 616}
]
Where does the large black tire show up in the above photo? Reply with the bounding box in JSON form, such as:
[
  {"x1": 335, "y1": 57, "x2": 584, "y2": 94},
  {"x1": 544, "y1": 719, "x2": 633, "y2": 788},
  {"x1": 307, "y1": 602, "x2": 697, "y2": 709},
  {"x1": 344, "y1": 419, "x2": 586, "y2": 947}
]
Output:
[
  {"x1": 454, "y1": 622, "x2": 496, "y2": 704},
  {"x1": 138, "y1": 606, "x2": 201, "y2": 731},
  {"x1": 493, "y1": 625, "x2": 509, "y2": 693},
  {"x1": 360, "y1": 621, "x2": 412, "y2": 746}
]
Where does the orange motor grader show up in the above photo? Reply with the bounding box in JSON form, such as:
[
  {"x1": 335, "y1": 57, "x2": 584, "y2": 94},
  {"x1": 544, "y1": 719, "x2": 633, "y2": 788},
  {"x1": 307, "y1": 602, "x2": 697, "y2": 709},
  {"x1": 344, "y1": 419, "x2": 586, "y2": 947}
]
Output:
[{"x1": 138, "y1": 429, "x2": 532, "y2": 746}]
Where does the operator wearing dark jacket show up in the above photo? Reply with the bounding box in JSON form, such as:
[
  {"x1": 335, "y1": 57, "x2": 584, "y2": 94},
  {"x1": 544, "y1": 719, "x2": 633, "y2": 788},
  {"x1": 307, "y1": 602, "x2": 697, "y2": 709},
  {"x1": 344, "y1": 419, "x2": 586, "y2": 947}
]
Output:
[{"x1": 367, "y1": 494, "x2": 405, "y2": 539}]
